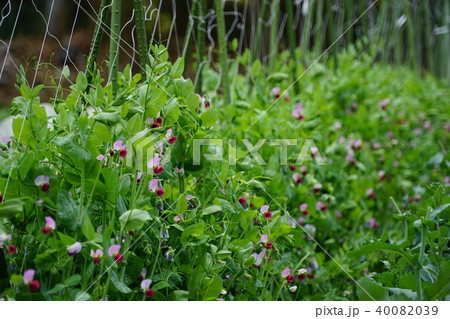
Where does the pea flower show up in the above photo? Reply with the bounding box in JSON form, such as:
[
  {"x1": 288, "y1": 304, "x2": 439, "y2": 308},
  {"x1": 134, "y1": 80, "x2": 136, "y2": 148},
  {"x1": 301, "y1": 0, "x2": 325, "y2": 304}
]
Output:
[
  {"x1": 168, "y1": 136, "x2": 177, "y2": 144},
  {"x1": 137, "y1": 268, "x2": 147, "y2": 281},
  {"x1": 300, "y1": 166, "x2": 308, "y2": 176},
  {"x1": 300, "y1": 203, "x2": 309, "y2": 216},
  {"x1": 156, "y1": 188, "x2": 165, "y2": 197},
  {"x1": 281, "y1": 268, "x2": 295, "y2": 283},
  {"x1": 141, "y1": 279, "x2": 154, "y2": 298},
  {"x1": 250, "y1": 250, "x2": 266, "y2": 267},
  {"x1": 260, "y1": 205, "x2": 272, "y2": 219},
  {"x1": 23, "y1": 269, "x2": 40, "y2": 292},
  {"x1": 366, "y1": 188, "x2": 375, "y2": 199},
  {"x1": 173, "y1": 215, "x2": 184, "y2": 223},
  {"x1": 369, "y1": 218, "x2": 379, "y2": 229},
  {"x1": 108, "y1": 244, "x2": 124, "y2": 262},
  {"x1": 137, "y1": 172, "x2": 143, "y2": 183},
  {"x1": 297, "y1": 268, "x2": 308, "y2": 280},
  {"x1": 67, "y1": 242, "x2": 82, "y2": 256},
  {"x1": 35, "y1": 175, "x2": 50, "y2": 192},
  {"x1": 173, "y1": 168, "x2": 185, "y2": 175},
  {"x1": 313, "y1": 183, "x2": 322, "y2": 193},
  {"x1": 271, "y1": 87, "x2": 281, "y2": 98},
  {"x1": 289, "y1": 285, "x2": 298, "y2": 293},
  {"x1": 260, "y1": 234, "x2": 268, "y2": 243},
  {"x1": 149, "y1": 179, "x2": 159, "y2": 192},
  {"x1": 292, "y1": 103, "x2": 304, "y2": 120},
  {"x1": 90, "y1": 249, "x2": 103, "y2": 264},
  {"x1": 292, "y1": 173, "x2": 302, "y2": 184},
  {"x1": 164, "y1": 249, "x2": 175, "y2": 262},
  {"x1": 42, "y1": 216, "x2": 56, "y2": 235},
  {"x1": 0, "y1": 233, "x2": 12, "y2": 248},
  {"x1": 238, "y1": 197, "x2": 247, "y2": 205},
  {"x1": 154, "y1": 165, "x2": 164, "y2": 174},
  {"x1": 315, "y1": 201, "x2": 328, "y2": 211}
]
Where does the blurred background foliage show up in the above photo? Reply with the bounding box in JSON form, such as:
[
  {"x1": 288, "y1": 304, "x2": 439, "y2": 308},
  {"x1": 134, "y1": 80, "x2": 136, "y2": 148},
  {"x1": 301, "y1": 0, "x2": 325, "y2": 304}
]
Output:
[{"x1": 0, "y1": 0, "x2": 448, "y2": 107}]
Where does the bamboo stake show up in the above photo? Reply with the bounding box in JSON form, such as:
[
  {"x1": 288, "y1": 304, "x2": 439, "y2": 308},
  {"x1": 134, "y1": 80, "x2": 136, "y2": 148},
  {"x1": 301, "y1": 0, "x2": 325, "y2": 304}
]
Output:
[
  {"x1": 109, "y1": 0, "x2": 121, "y2": 95},
  {"x1": 195, "y1": 0, "x2": 207, "y2": 93},
  {"x1": 269, "y1": 0, "x2": 280, "y2": 72},
  {"x1": 182, "y1": 0, "x2": 198, "y2": 76},
  {"x1": 86, "y1": 0, "x2": 111, "y2": 86},
  {"x1": 133, "y1": 0, "x2": 148, "y2": 79},
  {"x1": 214, "y1": 0, "x2": 231, "y2": 105},
  {"x1": 285, "y1": 0, "x2": 299, "y2": 94}
]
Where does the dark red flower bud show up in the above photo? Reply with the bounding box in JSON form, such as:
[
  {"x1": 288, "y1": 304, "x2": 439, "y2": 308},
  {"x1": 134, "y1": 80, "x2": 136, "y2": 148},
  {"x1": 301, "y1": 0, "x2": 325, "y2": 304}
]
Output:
[
  {"x1": 286, "y1": 274, "x2": 295, "y2": 283},
  {"x1": 151, "y1": 123, "x2": 160, "y2": 128},
  {"x1": 296, "y1": 177, "x2": 302, "y2": 184},
  {"x1": 297, "y1": 274, "x2": 306, "y2": 280},
  {"x1": 7, "y1": 245, "x2": 16, "y2": 254},
  {"x1": 205, "y1": 102, "x2": 211, "y2": 108},
  {"x1": 238, "y1": 197, "x2": 246, "y2": 205},
  {"x1": 93, "y1": 257, "x2": 101, "y2": 264},
  {"x1": 266, "y1": 242, "x2": 273, "y2": 250},
  {"x1": 42, "y1": 226, "x2": 51, "y2": 235},
  {"x1": 298, "y1": 114, "x2": 304, "y2": 120},
  {"x1": 145, "y1": 288, "x2": 155, "y2": 298},
  {"x1": 290, "y1": 165, "x2": 296, "y2": 171},
  {"x1": 109, "y1": 150, "x2": 115, "y2": 157},
  {"x1": 321, "y1": 205, "x2": 328, "y2": 211},
  {"x1": 168, "y1": 136, "x2": 177, "y2": 144},
  {"x1": 29, "y1": 280, "x2": 40, "y2": 292},
  {"x1": 156, "y1": 188, "x2": 165, "y2": 197},
  {"x1": 119, "y1": 149, "x2": 128, "y2": 158},
  {"x1": 308, "y1": 273, "x2": 315, "y2": 279},
  {"x1": 41, "y1": 183, "x2": 50, "y2": 192},
  {"x1": 154, "y1": 165, "x2": 164, "y2": 174},
  {"x1": 264, "y1": 212, "x2": 272, "y2": 219},
  {"x1": 114, "y1": 253, "x2": 124, "y2": 263},
  {"x1": 156, "y1": 117, "x2": 163, "y2": 124},
  {"x1": 302, "y1": 210, "x2": 309, "y2": 216},
  {"x1": 0, "y1": 194, "x2": 3, "y2": 202}
]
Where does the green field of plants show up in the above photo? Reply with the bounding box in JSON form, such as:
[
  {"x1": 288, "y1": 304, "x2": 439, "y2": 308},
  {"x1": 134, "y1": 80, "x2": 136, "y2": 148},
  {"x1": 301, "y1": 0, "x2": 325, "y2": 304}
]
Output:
[{"x1": 0, "y1": 0, "x2": 448, "y2": 302}]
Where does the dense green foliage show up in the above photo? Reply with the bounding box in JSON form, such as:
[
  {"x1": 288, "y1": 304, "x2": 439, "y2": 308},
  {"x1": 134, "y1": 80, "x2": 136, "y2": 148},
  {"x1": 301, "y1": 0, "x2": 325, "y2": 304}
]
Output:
[{"x1": 0, "y1": 44, "x2": 448, "y2": 301}]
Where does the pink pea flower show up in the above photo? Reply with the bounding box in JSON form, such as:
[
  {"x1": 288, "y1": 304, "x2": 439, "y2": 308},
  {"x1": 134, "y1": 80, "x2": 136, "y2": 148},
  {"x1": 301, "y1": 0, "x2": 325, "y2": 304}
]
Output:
[
  {"x1": 147, "y1": 154, "x2": 161, "y2": 169},
  {"x1": 379, "y1": 98, "x2": 390, "y2": 110},
  {"x1": 300, "y1": 166, "x2": 308, "y2": 176},
  {"x1": 423, "y1": 121, "x2": 432, "y2": 130},
  {"x1": 67, "y1": 242, "x2": 82, "y2": 256},
  {"x1": 113, "y1": 140, "x2": 124, "y2": 151},
  {"x1": 271, "y1": 87, "x2": 281, "y2": 98},
  {"x1": 334, "y1": 122, "x2": 342, "y2": 130},
  {"x1": 173, "y1": 215, "x2": 184, "y2": 223},
  {"x1": 34, "y1": 175, "x2": 50, "y2": 192},
  {"x1": 42, "y1": 216, "x2": 56, "y2": 235},
  {"x1": 378, "y1": 170, "x2": 385, "y2": 182},
  {"x1": 281, "y1": 268, "x2": 291, "y2": 278},
  {"x1": 90, "y1": 249, "x2": 103, "y2": 264},
  {"x1": 366, "y1": 188, "x2": 375, "y2": 199},
  {"x1": 313, "y1": 183, "x2": 322, "y2": 193},
  {"x1": 137, "y1": 172, "x2": 143, "y2": 183},
  {"x1": 315, "y1": 201, "x2": 328, "y2": 211},
  {"x1": 0, "y1": 233, "x2": 12, "y2": 248},
  {"x1": 149, "y1": 179, "x2": 159, "y2": 192},
  {"x1": 413, "y1": 128, "x2": 422, "y2": 135},
  {"x1": 260, "y1": 234, "x2": 268, "y2": 243},
  {"x1": 292, "y1": 103, "x2": 304, "y2": 120},
  {"x1": 108, "y1": 244, "x2": 123, "y2": 262},
  {"x1": 261, "y1": 205, "x2": 272, "y2": 219},
  {"x1": 250, "y1": 250, "x2": 266, "y2": 267},
  {"x1": 23, "y1": 269, "x2": 40, "y2": 292},
  {"x1": 369, "y1": 218, "x2": 379, "y2": 229},
  {"x1": 292, "y1": 173, "x2": 302, "y2": 184},
  {"x1": 300, "y1": 203, "x2": 309, "y2": 216},
  {"x1": 174, "y1": 168, "x2": 185, "y2": 175},
  {"x1": 141, "y1": 279, "x2": 154, "y2": 298}
]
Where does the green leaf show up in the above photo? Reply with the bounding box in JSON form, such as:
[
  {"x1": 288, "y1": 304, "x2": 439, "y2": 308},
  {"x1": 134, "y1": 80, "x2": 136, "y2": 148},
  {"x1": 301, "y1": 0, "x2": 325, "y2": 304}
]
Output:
[
  {"x1": 200, "y1": 108, "x2": 217, "y2": 127},
  {"x1": 57, "y1": 190, "x2": 78, "y2": 231},
  {"x1": 13, "y1": 118, "x2": 35, "y2": 147},
  {"x1": 119, "y1": 209, "x2": 151, "y2": 231},
  {"x1": 54, "y1": 134, "x2": 91, "y2": 162},
  {"x1": 0, "y1": 198, "x2": 25, "y2": 218},
  {"x1": 152, "y1": 281, "x2": 171, "y2": 291},
  {"x1": 426, "y1": 153, "x2": 443, "y2": 169},
  {"x1": 65, "y1": 274, "x2": 81, "y2": 287},
  {"x1": 18, "y1": 151, "x2": 35, "y2": 177},
  {"x1": 202, "y1": 275, "x2": 223, "y2": 301},
  {"x1": 424, "y1": 261, "x2": 450, "y2": 300},
  {"x1": 348, "y1": 242, "x2": 415, "y2": 265},
  {"x1": 181, "y1": 223, "x2": 205, "y2": 245},
  {"x1": 82, "y1": 214, "x2": 95, "y2": 241},
  {"x1": 111, "y1": 271, "x2": 132, "y2": 294},
  {"x1": 93, "y1": 112, "x2": 122, "y2": 123},
  {"x1": 356, "y1": 276, "x2": 388, "y2": 301},
  {"x1": 47, "y1": 284, "x2": 65, "y2": 295},
  {"x1": 202, "y1": 205, "x2": 222, "y2": 216},
  {"x1": 429, "y1": 203, "x2": 450, "y2": 220},
  {"x1": 163, "y1": 99, "x2": 180, "y2": 125},
  {"x1": 171, "y1": 58, "x2": 184, "y2": 78},
  {"x1": 170, "y1": 290, "x2": 189, "y2": 301},
  {"x1": 75, "y1": 72, "x2": 88, "y2": 91},
  {"x1": 127, "y1": 113, "x2": 143, "y2": 135},
  {"x1": 34, "y1": 251, "x2": 57, "y2": 270}
]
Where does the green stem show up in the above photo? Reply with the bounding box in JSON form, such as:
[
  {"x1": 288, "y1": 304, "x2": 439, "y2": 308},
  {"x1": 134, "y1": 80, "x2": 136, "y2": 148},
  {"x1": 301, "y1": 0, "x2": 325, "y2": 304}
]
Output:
[
  {"x1": 182, "y1": 0, "x2": 198, "y2": 76},
  {"x1": 285, "y1": 0, "x2": 299, "y2": 94},
  {"x1": 109, "y1": 0, "x2": 122, "y2": 95},
  {"x1": 251, "y1": 0, "x2": 270, "y2": 63},
  {"x1": 133, "y1": 0, "x2": 149, "y2": 79},
  {"x1": 195, "y1": 0, "x2": 207, "y2": 93},
  {"x1": 214, "y1": 0, "x2": 231, "y2": 105},
  {"x1": 102, "y1": 269, "x2": 112, "y2": 300},
  {"x1": 87, "y1": 0, "x2": 111, "y2": 87},
  {"x1": 268, "y1": 0, "x2": 280, "y2": 73}
]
